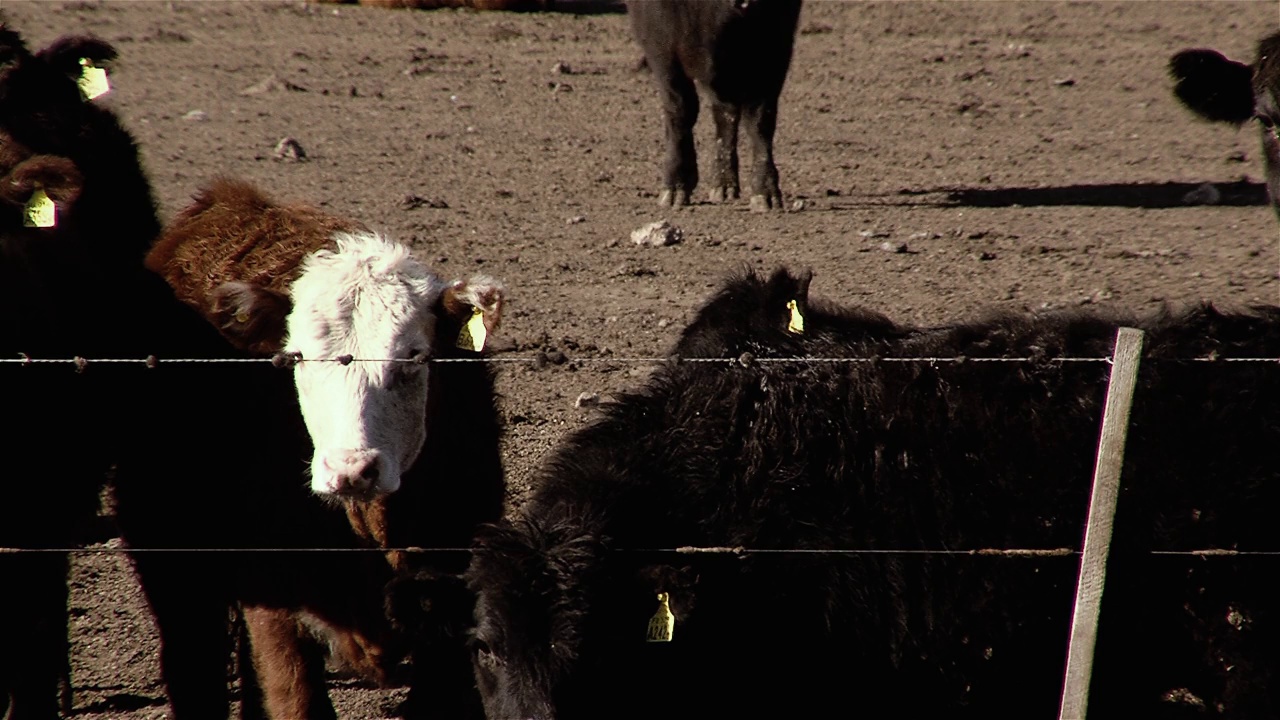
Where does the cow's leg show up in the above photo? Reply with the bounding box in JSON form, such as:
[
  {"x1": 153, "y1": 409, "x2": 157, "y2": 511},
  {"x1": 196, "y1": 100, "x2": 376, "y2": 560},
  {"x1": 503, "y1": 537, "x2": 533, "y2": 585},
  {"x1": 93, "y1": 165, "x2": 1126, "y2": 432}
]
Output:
[
  {"x1": 235, "y1": 607, "x2": 267, "y2": 720},
  {"x1": 130, "y1": 554, "x2": 231, "y2": 720},
  {"x1": 243, "y1": 606, "x2": 336, "y2": 720},
  {"x1": 708, "y1": 98, "x2": 741, "y2": 203},
  {"x1": 400, "y1": 633, "x2": 482, "y2": 720},
  {"x1": 395, "y1": 572, "x2": 482, "y2": 720},
  {"x1": 653, "y1": 62, "x2": 700, "y2": 207},
  {"x1": 742, "y1": 97, "x2": 784, "y2": 211},
  {"x1": 0, "y1": 553, "x2": 68, "y2": 720}
]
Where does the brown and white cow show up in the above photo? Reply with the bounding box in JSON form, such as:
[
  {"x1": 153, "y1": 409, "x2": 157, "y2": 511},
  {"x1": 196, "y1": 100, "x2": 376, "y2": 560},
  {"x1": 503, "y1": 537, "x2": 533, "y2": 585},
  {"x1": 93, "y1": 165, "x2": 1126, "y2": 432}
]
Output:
[
  {"x1": 149, "y1": 179, "x2": 504, "y2": 500},
  {"x1": 143, "y1": 178, "x2": 507, "y2": 719},
  {"x1": 283, "y1": 232, "x2": 503, "y2": 497}
]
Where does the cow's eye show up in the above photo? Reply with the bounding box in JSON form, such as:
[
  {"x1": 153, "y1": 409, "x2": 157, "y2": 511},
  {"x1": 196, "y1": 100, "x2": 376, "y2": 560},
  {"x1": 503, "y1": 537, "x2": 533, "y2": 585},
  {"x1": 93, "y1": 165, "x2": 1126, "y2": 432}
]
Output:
[
  {"x1": 384, "y1": 363, "x2": 414, "y2": 389},
  {"x1": 472, "y1": 639, "x2": 502, "y2": 669}
]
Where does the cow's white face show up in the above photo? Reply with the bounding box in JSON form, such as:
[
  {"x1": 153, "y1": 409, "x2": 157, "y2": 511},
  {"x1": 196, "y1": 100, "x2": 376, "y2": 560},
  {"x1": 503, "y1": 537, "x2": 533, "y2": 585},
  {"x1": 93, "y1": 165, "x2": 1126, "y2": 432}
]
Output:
[{"x1": 284, "y1": 232, "x2": 446, "y2": 497}]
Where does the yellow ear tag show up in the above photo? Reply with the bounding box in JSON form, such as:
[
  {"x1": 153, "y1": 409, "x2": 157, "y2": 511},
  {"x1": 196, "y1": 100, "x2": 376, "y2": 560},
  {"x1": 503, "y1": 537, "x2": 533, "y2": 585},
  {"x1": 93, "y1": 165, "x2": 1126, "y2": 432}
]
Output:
[
  {"x1": 24, "y1": 187, "x2": 56, "y2": 228},
  {"x1": 78, "y1": 58, "x2": 110, "y2": 100},
  {"x1": 786, "y1": 299, "x2": 805, "y2": 335},
  {"x1": 456, "y1": 308, "x2": 487, "y2": 352},
  {"x1": 645, "y1": 592, "x2": 675, "y2": 643}
]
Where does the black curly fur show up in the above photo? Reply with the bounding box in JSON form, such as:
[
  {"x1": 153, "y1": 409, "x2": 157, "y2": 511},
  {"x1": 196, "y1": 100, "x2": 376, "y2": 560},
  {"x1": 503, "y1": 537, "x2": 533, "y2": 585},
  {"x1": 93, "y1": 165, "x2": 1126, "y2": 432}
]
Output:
[
  {"x1": 467, "y1": 267, "x2": 1280, "y2": 719},
  {"x1": 1169, "y1": 48, "x2": 1256, "y2": 125}
]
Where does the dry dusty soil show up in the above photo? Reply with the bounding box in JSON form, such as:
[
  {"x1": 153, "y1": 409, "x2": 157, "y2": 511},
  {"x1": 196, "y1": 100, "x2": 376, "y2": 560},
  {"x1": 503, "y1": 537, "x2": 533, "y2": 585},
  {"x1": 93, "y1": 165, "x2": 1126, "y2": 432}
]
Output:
[{"x1": 3, "y1": 0, "x2": 1279, "y2": 717}]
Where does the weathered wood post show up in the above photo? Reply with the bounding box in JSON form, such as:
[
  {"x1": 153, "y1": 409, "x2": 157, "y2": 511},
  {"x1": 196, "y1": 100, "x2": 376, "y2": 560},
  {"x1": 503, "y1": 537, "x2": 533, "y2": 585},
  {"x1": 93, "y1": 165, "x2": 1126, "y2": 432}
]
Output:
[{"x1": 1058, "y1": 326, "x2": 1145, "y2": 720}]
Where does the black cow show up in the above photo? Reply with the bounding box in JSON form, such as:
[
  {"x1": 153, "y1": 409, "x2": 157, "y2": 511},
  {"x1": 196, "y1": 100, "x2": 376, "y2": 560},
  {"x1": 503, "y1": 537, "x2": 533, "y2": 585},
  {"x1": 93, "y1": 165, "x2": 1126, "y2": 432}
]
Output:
[
  {"x1": 0, "y1": 27, "x2": 176, "y2": 719},
  {"x1": 1170, "y1": 32, "x2": 1280, "y2": 216},
  {"x1": 627, "y1": 0, "x2": 803, "y2": 210},
  {"x1": 0, "y1": 27, "x2": 282, "y2": 720},
  {"x1": 466, "y1": 267, "x2": 1280, "y2": 719}
]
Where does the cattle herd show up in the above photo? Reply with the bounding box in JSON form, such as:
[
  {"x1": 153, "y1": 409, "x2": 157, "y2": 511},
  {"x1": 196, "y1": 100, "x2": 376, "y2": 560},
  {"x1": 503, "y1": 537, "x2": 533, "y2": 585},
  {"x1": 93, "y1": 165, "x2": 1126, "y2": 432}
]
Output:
[{"x1": 2, "y1": 2, "x2": 1279, "y2": 719}]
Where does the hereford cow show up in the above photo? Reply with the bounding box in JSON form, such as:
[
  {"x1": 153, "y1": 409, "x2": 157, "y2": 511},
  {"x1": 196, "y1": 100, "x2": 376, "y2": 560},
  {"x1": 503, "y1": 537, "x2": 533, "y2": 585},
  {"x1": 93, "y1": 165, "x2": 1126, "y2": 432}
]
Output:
[
  {"x1": 465, "y1": 267, "x2": 1280, "y2": 719},
  {"x1": 628, "y1": 0, "x2": 803, "y2": 210},
  {"x1": 1170, "y1": 32, "x2": 1280, "y2": 216},
  {"x1": 0, "y1": 27, "x2": 184, "y2": 718},
  {"x1": 137, "y1": 178, "x2": 506, "y2": 719}
]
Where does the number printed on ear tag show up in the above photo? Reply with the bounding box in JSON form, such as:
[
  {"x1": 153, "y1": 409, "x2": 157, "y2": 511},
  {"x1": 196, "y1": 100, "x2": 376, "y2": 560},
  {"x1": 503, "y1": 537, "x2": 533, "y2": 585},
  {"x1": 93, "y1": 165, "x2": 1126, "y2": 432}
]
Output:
[
  {"x1": 646, "y1": 592, "x2": 675, "y2": 643},
  {"x1": 24, "y1": 188, "x2": 56, "y2": 228},
  {"x1": 456, "y1": 308, "x2": 487, "y2": 352},
  {"x1": 78, "y1": 58, "x2": 110, "y2": 100},
  {"x1": 786, "y1": 299, "x2": 805, "y2": 335}
]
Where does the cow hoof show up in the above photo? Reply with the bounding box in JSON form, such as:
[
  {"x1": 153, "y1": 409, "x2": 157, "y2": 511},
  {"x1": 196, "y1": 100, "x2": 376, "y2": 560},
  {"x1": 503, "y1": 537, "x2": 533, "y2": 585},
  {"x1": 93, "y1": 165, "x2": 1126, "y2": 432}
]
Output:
[
  {"x1": 708, "y1": 186, "x2": 740, "y2": 203},
  {"x1": 749, "y1": 193, "x2": 782, "y2": 212},
  {"x1": 658, "y1": 188, "x2": 691, "y2": 207}
]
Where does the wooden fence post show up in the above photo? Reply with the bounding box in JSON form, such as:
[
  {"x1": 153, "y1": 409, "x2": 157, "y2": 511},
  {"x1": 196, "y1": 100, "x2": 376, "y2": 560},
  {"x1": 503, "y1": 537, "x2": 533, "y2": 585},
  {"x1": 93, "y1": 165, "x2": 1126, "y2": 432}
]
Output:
[{"x1": 1058, "y1": 326, "x2": 1145, "y2": 720}]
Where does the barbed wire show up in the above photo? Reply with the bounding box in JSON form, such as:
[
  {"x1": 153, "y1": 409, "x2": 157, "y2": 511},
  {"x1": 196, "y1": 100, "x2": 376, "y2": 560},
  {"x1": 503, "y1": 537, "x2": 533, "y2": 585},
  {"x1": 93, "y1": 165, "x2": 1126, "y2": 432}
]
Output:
[
  {"x1": 2, "y1": 354, "x2": 1279, "y2": 366},
  {"x1": 2, "y1": 545, "x2": 1276, "y2": 558}
]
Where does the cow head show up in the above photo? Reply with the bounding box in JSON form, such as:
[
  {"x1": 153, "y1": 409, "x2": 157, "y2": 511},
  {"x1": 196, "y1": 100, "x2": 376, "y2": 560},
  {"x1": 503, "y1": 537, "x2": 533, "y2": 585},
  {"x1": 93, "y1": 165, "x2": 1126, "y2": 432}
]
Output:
[
  {"x1": 1170, "y1": 32, "x2": 1280, "y2": 217},
  {"x1": 467, "y1": 518, "x2": 605, "y2": 720},
  {"x1": 282, "y1": 231, "x2": 503, "y2": 497},
  {"x1": 0, "y1": 149, "x2": 84, "y2": 226},
  {"x1": 466, "y1": 517, "x2": 700, "y2": 720},
  {"x1": 0, "y1": 29, "x2": 117, "y2": 151},
  {"x1": 1254, "y1": 33, "x2": 1280, "y2": 215},
  {"x1": 673, "y1": 267, "x2": 906, "y2": 361},
  {"x1": 0, "y1": 30, "x2": 116, "y2": 233}
]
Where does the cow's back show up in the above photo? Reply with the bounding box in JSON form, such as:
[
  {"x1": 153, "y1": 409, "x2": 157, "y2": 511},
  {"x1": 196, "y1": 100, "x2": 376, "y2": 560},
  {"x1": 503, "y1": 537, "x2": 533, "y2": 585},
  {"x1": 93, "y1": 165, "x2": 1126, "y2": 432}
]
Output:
[
  {"x1": 628, "y1": 0, "x2": 801, "y2": 102},
  {"x1": 146, "y1": 178, "x2": 362, "y2": 326},
  {"x1": 515, "y1": 286, "x2": 1280, "y2": 717}
]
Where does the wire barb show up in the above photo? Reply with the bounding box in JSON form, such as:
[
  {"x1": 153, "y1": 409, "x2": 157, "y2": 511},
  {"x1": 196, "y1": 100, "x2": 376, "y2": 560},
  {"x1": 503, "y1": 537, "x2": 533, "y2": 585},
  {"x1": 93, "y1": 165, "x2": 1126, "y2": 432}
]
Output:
[
  {"x1": 2, "y1": 354, "x2": 1279, "y2": 366},
  {"x1": 2, "y1": 545, "x2": 1278, "y2": 558},
  {"x1": 271, "y1": 351, "x2": 302, "y2": 369}
]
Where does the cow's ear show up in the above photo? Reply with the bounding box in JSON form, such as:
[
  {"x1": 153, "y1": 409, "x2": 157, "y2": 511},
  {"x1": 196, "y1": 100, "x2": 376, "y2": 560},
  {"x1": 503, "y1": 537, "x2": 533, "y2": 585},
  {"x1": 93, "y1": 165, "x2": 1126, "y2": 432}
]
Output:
[
  {"x1": 636, "y1": 564, "x2": 699, "y2": 632},
  {"x1": 0, "y1": 27, "x2": 33, "y2": 62},
  {"x1": 765, "y1": 266, "x2": 813, "y2": 335},
  {"x1": 1168, "y1": 48, "x2": 1255, "y2": 125},
  {"x1": 1, "y1": 155, "x2": 83, "y2": 214},
  {"x1": 209, "y1": 281, "x2": 292, "y2": 354},
  {"x1": 439, "y1": 276, "x2": 505, "y2": 353},
  {"x1": 35, "y1": 35, "x2": 117, "y2": 83}
]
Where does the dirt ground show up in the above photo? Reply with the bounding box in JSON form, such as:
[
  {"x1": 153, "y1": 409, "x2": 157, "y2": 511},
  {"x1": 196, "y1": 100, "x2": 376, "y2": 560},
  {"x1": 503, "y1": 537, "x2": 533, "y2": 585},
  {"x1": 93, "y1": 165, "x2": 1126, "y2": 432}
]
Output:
[{"x1": 3, "y1": 0, "x2": 1279, "y2": 717}]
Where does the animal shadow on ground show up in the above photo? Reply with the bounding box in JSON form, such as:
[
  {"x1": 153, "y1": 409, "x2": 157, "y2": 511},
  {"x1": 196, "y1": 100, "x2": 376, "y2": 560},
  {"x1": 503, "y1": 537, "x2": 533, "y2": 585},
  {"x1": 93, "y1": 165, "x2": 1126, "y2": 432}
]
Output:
[
  {"x1": 935, "y1": 180, "x2": 1270, "y2": 208},
  {"x1": 75, "y1": 690, "x2": 167, "y2": 714}
]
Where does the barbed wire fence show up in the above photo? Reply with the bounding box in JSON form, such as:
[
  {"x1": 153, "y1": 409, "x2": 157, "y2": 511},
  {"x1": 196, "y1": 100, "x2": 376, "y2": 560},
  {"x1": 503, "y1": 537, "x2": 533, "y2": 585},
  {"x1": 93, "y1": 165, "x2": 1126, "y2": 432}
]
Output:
[
  {"x1": 7, "y1": 328, "x2": 1280, "y2": 718},
  {"x1": 3, "y1": 353, "x2": 1280, "y2": 366},
  {"x1": 3, "y1": 337, "x2": 1277, "y2": 562}
]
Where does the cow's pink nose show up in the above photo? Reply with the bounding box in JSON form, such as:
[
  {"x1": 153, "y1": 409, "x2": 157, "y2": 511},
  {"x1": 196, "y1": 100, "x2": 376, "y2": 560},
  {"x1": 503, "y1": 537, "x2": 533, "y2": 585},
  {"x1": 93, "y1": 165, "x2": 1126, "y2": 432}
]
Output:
[{"x1": 324, "y1": 449, "x2": 381, "y2": 495}]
